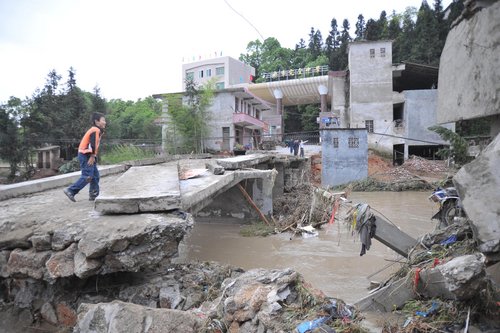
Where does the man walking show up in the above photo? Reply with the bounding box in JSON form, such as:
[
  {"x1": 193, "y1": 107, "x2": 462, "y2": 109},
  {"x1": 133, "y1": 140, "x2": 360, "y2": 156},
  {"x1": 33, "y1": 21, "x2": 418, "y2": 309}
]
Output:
[
  {"x1": 299, "y1": 140, "x2": 308, "y2": 157},
  {"x1": 63, "y1": 112, "x2": 106, "y2": 202}
]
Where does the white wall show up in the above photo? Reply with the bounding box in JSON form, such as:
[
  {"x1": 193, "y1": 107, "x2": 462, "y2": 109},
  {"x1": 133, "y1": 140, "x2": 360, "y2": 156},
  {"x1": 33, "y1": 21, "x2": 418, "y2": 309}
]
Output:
[{"x1": 349, "y1": 41, "x2": 394, "y2": 155}]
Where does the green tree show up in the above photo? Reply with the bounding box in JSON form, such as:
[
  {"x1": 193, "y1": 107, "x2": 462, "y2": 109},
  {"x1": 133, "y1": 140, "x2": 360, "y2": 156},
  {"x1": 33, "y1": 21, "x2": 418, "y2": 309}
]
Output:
[
  {"x1": 326, "y1": 18, "x2": 341, "y2": 70},
  {"x1": 92, "y1": 86, "x2": 107, "y2": 114},
  {"x1": 23, "y1": 70, "x2": 64, "y2": 144},
  {"x1": 387, "y1": 11, "x2": 402, "y2": 39},
  {"x1": 166, "y1": 78, "x2": 214, "y2": 153},
  {"x1": 411, "y1": 1, "x2": 442, "y2": 65},
  {"x1": 106, "y1": 97, "x2": 161, "y2": 140},
  {"x1": 429, "y1": 125, "x2": 469, "y2": 166},
  {"x1": 241, "y1": 37, "x2": 292, "y2": 82},
  {"x1": 354, "y1": 14, "x2": 365, "y2": 41},
  {"x1": 240, "y1": 39, "x2": 263, "y2": 79},
  {"x1": 394, "y1": 7, "x2": 417, "y2": 63},
  {"x1": 364, "y1": 19, "x2": 379, "y2": 40},
  {"x1": 388, "y1": 11, "x2": 403, "y2": 62},
  {"x1": 291, "y1": 39, "x2": 308, "y2": 69},
  {"x1": 337, "y1": 19, "x2": 351, "y2": 70},
  {"x1": 445, "y1": 0, "x2": 464, "y2": 28},
  {"x1": 106, "y1": 99, "x2": 133, "y2": 139},
  {"x1": 300, "y1": 104, "x2": 320, "y2": 131},
  {"x1": 61, "y1": 67, "x2": 89, "y2": 141},
  {"x1": 261, "y1": 37, "x2": 293, "y2": 73},
  {"x1": 378, "y1": 10, "x2": 389, "y2": 39},
  {"x1": 308, "y1": 27, "x2": 323, "y2": 61},
  {"x1": 0, "y1": 98, "x2": 25, "y2": 179}
]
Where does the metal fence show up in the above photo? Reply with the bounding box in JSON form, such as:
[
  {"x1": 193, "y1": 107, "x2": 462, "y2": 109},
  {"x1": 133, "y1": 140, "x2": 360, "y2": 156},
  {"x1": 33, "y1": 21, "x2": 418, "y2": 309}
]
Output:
[{"x1": 40, "y1": 131, "x2": 322, "y2": 160}]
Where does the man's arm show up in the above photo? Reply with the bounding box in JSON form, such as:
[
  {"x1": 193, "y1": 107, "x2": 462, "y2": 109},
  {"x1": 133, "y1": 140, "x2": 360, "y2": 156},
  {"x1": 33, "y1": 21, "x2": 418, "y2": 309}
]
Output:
[{"x1": 88, "y1": 131, "x2": 97, "y2": 165}]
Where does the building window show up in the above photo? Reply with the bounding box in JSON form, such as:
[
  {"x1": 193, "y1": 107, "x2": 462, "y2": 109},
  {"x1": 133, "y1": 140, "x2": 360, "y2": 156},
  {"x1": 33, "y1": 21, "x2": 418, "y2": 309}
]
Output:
[
  {"x1": 333, "y1": 137, "x2": 339, "y2": 148},
  {"x1": 234, "y1": 98, "x2": 239, "y2": 112},
  {"x1": 216, "y1": 67, "x2": 224, "y2": 75},
  {"x1": 199, "y1": 70, "x2": 204, "y2": 78},
  {"x1": 369, "y1": 49, "x2": 375, "y2": 58},
  {"x1": 380, "y1": 47, "x2": 386, "y2": 57},
  {"x1": 206, "y1": 69, "x2": 212, "y2": 77},
  {"x1": 186, "y1": 72, "x2": 194, "y2": 80},
  {"x1": 393, "y1": 103, "x2": 404, "y2": 127},
  {"x1": 215, "y1": 82, "x2": 225, "y2": 90},
  {"x1": 365, "y1": 120, "x2": 374, "y2": 133},
  {"x1": 348, "y1": 137, "x2": 359, "y2": 148}
]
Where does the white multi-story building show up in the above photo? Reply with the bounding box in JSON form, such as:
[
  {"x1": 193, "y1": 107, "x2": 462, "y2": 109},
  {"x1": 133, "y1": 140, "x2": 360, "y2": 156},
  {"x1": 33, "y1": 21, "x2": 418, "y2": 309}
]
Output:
[{"x1": 181, "y1": 56, "x2": 255, "y2": 91}]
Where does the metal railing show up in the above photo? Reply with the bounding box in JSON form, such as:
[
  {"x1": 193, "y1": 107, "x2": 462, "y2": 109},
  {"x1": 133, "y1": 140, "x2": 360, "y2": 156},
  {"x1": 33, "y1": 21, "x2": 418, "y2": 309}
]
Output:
[{"x1": 261, "y1": 65, "x2": 329, "y2": 82}]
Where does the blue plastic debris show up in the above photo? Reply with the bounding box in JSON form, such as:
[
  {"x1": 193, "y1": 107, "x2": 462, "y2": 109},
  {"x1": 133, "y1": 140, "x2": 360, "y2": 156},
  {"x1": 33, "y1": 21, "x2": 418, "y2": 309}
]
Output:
[
  {"x1": 440, "y1": 235, "x2": 457, "y2": 246},
  {"x1": 296, "y1": 316, "x2": 329, "y2": 333},
  {"x1": 415, "y1": 301, "x2": 440, "y2": 317}
]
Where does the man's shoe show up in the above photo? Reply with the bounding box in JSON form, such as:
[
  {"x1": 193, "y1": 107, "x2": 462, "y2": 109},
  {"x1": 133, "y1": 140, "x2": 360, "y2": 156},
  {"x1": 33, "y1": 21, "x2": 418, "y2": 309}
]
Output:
[
  {"x1": 63, "y1": 189, "x2": 76, "y2": 202},
  {"x1": 89, "y1": 197, "x2": 96, "y2": 201}
]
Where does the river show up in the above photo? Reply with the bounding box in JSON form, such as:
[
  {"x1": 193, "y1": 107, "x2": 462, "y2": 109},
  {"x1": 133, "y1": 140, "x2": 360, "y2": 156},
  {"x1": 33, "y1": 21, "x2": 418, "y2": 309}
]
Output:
[{"x1": 176, "y1": 191, "x2": 438, "y2": 305}]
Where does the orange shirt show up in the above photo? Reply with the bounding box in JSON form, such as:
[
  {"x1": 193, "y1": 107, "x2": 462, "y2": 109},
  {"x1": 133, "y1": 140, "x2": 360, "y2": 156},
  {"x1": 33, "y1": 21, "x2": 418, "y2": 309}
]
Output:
[{"x1": 78, "y1": 126, "x2": 103, "y2": 155}]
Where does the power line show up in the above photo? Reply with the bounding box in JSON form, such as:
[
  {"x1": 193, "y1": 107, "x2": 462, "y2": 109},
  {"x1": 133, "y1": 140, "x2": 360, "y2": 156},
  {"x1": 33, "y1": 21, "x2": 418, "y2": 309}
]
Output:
[
  {"x1": 372, "y1": 132, "x2": 449, "y2": 145},
  {"x1": 223, "y1": 0, "x2": 265, "y2": 41}
]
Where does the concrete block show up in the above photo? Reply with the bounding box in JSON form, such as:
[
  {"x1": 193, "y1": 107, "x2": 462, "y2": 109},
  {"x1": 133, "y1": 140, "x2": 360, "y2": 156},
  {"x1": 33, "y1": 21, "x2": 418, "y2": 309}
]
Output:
[
  {"x1": 373, "y1": 215, "x2": 417, "y2": 257},
  {"x1": 215, "y1": 154, "x2": 272, "y2": 170},
  {"x1": 95, "y1": 163, "x2": 181, "y2": 214},
  {"x1": 205, "y1": 162, "x2": 225, "y2": 175}
]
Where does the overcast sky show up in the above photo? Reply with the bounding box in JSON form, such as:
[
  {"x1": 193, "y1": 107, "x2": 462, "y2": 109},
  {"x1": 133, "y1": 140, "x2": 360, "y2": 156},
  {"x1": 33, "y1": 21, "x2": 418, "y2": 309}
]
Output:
[{"x1": 0, "y1": 0, "x2": 452, "y2": 103}]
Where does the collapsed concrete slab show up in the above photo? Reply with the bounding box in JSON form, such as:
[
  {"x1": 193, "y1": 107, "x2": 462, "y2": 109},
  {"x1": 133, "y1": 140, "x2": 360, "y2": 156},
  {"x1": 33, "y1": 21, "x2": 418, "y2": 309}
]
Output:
[
  {"x1": 372, "y1": 214, "x2": 417, "y2": 257},
  {"x1": 454, "y1": 134, "x2": 500, "y2": 254},
  {"x1": 95, "y1": 162, "x2": 181, "y2": 214},
  {"x1": 355, "y1": 253, "x2": 487, "y2": 312},
  {"x1": 215, "y1": 153, "x2": 272, "y2": 170},
  {"x1": 180, "y1": 167, "x2": 277, "y2": 217}
]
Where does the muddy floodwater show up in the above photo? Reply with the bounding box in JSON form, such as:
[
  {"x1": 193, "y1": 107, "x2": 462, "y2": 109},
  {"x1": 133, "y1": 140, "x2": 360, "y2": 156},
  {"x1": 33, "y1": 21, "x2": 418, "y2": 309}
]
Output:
[{"x1": 177, "y1": 191, "x2": 439, "y2": 304}]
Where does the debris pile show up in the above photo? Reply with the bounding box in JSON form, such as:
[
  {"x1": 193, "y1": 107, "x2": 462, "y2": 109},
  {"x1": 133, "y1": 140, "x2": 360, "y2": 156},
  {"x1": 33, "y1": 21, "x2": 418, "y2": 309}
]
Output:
[
  {"x1": 354, "y1": 154, "x2": 453, "y2": 191},
  {"x1": 400, "y1": 155, "x2": 449, "y2": 174},
  {"x1": 272, "y1": 184, "x2": 345, "y2": 236},
  {"x1": 375, "y1": 155, "x2": 450, "y2": 184},
  {"x1": 358, "y1": 219, "x2": 500, "y2": 332},
  {"x1": 73, "y1": 264, "x2": 365, "y2": 333}
]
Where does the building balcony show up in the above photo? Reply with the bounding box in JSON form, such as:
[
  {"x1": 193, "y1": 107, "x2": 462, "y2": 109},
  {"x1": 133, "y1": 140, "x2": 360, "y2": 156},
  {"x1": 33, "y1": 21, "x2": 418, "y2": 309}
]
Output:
[{"x1": 233, "y1": 112, "x2": 268, "y2": 130}]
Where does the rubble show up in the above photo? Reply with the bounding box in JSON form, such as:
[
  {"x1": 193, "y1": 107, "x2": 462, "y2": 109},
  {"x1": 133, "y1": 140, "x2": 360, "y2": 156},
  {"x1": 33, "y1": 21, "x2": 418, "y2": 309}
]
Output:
[
  {"x1": 349, "y1": 154, "x2": 454, "y2": 191},
  {"x1": 72, "y1": 266, "x2": 364, "y2": 333},
  {"x1": 356, "y1": 219, "x2": 500, "y2": 332},
  {"x1": 75, "y1": 301, "x2": 205, "y2": 333}
]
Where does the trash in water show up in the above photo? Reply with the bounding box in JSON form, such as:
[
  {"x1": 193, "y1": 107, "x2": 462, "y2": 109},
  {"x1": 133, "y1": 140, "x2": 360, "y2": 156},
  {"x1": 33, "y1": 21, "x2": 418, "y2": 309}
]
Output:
[{"x1": 298, "y1": 225, "x2": 319, "y2": 238}]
